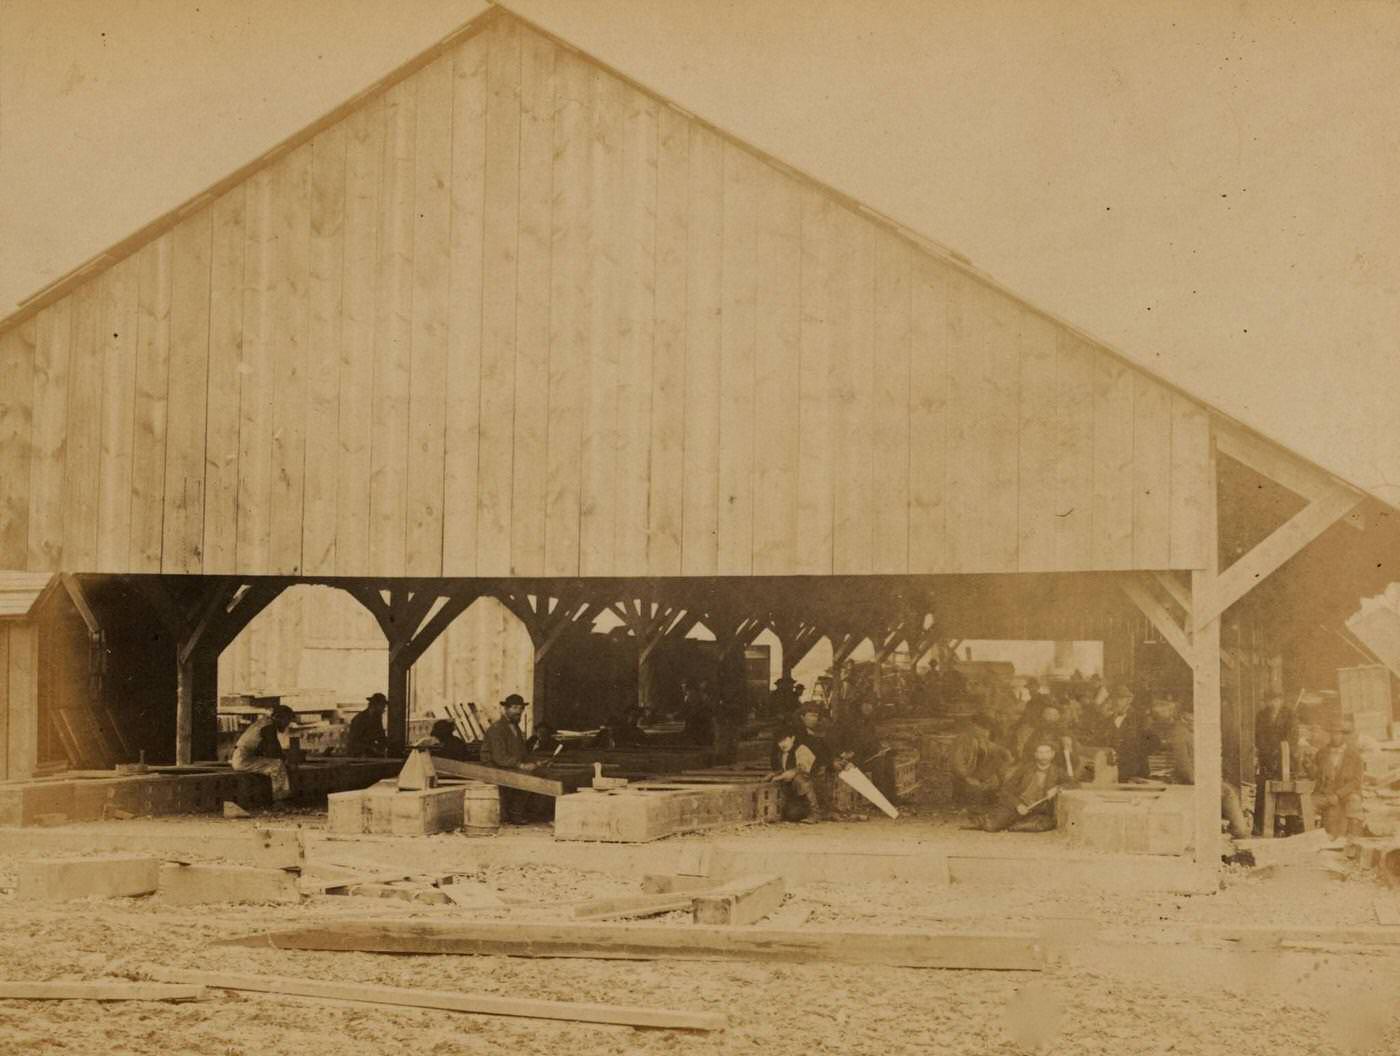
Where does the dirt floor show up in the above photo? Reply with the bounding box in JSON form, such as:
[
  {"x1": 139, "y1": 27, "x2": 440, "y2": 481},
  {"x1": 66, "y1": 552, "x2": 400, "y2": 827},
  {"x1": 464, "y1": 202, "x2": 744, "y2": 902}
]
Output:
[{"x1": 2, "y1": 810, "x2": 1400, "y2": 1055}]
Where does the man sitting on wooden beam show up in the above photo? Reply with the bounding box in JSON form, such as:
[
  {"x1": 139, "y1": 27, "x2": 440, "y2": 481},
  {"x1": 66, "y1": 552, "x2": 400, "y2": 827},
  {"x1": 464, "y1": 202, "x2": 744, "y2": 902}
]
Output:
[
  {"x1": 767, "y1": 727, "x2": 825, "y2": 824},
  {"x1": 481, "y1": 694, "x2": 543, "y2": 824},
  {"x1": 230, "y1": 704, "x2": 297, "y2": 803}
]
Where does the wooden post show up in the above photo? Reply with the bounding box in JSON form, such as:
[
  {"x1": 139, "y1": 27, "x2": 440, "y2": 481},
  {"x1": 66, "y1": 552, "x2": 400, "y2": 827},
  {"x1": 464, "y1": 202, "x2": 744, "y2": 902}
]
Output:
[
  {"x1": 388, "y1": 657, "x2": 410, "y2": 753},
  {"x1": 1191, "y1": 431, "x2": 1223, "y2": 880}
]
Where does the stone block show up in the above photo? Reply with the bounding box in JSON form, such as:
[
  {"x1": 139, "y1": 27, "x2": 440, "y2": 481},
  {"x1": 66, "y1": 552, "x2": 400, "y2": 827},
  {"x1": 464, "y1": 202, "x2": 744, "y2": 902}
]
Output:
[
  {"x1": 326, "y1": 785, "x2": 465, "y2": 836},
  {"x1": 16, "y1": 855, "x2": 161, "y2": 900},
  {"x1": 0, "y1": 782, "x2": 76, "y2": 827},
  {"x1": 249, "y1": 827, "x2": 305, "y2": 869},
  {"x1": 158, "y1": 863, "x2": 302, "y2": 904},
  {"x1": 326, "y1": 789, "x2": 369, "y2": 834}
]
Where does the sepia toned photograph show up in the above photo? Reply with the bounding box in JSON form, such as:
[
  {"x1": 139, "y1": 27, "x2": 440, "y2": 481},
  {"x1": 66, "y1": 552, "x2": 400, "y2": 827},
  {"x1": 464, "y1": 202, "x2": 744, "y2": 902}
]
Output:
[{"x1": 1, "y1": 1, "x2": 1398, "y2": 1052}]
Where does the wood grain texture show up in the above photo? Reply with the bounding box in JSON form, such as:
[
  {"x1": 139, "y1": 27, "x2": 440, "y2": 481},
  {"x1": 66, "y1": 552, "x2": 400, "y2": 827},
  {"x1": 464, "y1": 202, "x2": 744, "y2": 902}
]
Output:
[
  {"x1": 0, "y1": 626, "x2": 8, "y2": 779},
  {"x1": 406, "y1": 58, "x2": 453, "y2": 577},
  {"x1": 303, "y1": 125, "x2": 348, "y2": 576},
  {"x1": 717, "y1": 143, "x2": 758, "y2": 575},
  {"x1": 236, "y1": 170, "x2": 277, "y2": 573},
  {"x1": 680, "y1": 123, "x2": 724, "y2": 576},
  {"x1": 267, "y1": 145, "x2": 313, "y2": 574},
  {"x1": 907, "y1": 258, "x2": 949, "y2": 574},
  {"x1": 613, "y1": 88, "x2": 657, "y2": 577},
  {"x1": 442, "y1": 37, "x2": 486, "y2": 576},
  {"x1": 203, "y1": 187, "x2": 247, "y2": 574},
  {"x1": 942, "y1": 273, "x2": 984, "y2": 573},
  {"x1": 1092, "y1": 353, "x2": 1135, "y2": 570},
  {"x1": 981, "y1": 292, "x2": 1021, "y2": 574},
  {"x1": 751, "y1": 166, "x2": 801, "y2": 574},
  {"x1": 28, "y1": 299, "x2": 74, "y2": 571},
  {"x1": 7, "y1": 618, "x2": 37, "y2": 779},
  {"x1": 1053, "y1": 331, "x2": 1095, "y2": 571},
  {"x1": 0, "y1": 320, "x2": 36, "y2": 568},
  {"x1": 338, "y1": 97, "x2": 385, "y2": 576},
  {"x1": 872, "y1": 232, "x2": 911, "y2": 574},
  {"x1": 831, "y1": 208, "x2": 876, "y2": 575},
  {"x1": 369, "y1": 79, "x2": 417, "y2": 578},
  {"x1": 543, "y1": 49, "x2": 591, "y2": 577},
  {"x1": 95, "y1": 258, "x2": 139, "y2": 571},
  {"x1": 61, "y1": 283, "x2": 103, "y2": 571},
  {"x1": 509, "y1": 28, "x2": 556, "y2": 576},
  {"x1": 162, "y1": 209, "x2": 215, "y2": 572},
  {"x1": 477, "y1": 19, "x2": 522, "y2": 576},
  {"x1": 796, "y1": 190, "x2": 834, "y2": 575},
  {"x1": 1169, "y1": 394, "x2": 1210, "y2": 569},
  {"x1": 1131, "y1": 372, "x2": 1173, "y2": 568},
  {"x1": 1016, "y1": 309, "x2": 1059, "y2": 572},
  {"x1": 579, "y1": 68, "x2": 622, "y2": 576},
  {"x1": 646, "y1": 104, "x2": 689, "y2": 576}
]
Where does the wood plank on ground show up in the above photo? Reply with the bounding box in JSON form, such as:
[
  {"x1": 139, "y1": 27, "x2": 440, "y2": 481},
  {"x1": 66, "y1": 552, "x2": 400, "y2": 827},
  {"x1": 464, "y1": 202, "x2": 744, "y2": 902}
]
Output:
[
  {"x1": 692, "y1": 874, "x2": 785, "y2": 926},
  {"x1": 217, "y1": 919, "x2": 1045, "y2": 970},
  {"x1": 640, "y1": 874, "x2": 726, "y2": 895},
  {"x1": 0, "y1": 982, "x2": 205, "y2": 1003},
  {"x1": 149, "y1": 969, "x2": 725, "y2": 1031},
  {"x1": 573, "y1": 892, "x2": 695, "y2": 921}
]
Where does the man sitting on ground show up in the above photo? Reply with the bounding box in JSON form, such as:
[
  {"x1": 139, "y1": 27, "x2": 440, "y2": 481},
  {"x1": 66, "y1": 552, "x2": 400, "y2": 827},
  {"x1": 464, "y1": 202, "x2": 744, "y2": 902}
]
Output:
[
  {"x1": 980, "y1": 739, "x2": 1076, "y2": 832},
  {"x1": 230, "y1": 704, "x2": 297, "y2": 802},
  {"x1": 1313, "y1": 720, "x2": 1365, "y2": 838},
  {"x1": 949, "y1": 715, "x2": 1013, "y2": 809},
  {"x1": 428, "y1": 718, "x2": 472, "y2": 762},
  {"x1": 346, "y1": 693, "x2": 389, "y2": 757},
  {"x1": 767, "y1": 727, "x2": 822, "y2": 824}
]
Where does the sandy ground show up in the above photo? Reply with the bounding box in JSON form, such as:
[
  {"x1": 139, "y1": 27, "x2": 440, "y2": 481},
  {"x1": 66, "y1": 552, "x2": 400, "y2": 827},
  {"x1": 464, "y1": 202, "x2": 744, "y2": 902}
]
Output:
[{"x1": 2, "y1": 812, "x2": 1400, "y2": 1055}]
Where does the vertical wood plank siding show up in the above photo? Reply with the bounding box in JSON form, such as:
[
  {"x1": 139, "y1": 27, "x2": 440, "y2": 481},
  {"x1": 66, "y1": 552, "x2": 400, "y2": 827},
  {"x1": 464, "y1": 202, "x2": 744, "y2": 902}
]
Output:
[{"x1": 0, "y1": 16, "x2": 1215, "y2": 576}]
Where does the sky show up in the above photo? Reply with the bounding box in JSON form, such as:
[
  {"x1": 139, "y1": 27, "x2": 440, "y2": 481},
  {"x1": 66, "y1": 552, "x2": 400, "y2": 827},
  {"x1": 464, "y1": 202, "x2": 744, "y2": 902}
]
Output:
[{"x1": 2, "y1": 0, "x2": 1397, "y2": 503}]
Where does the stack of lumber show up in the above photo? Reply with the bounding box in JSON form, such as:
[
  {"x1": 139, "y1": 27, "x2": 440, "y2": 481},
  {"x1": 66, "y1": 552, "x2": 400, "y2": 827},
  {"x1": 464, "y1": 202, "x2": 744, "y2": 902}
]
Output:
[
  {"x1": 554, "y1": 782, "x2": 780, "y2": 843},
  {"x1": 0, "y1": 759, "x2": 400, "y2": 826}
]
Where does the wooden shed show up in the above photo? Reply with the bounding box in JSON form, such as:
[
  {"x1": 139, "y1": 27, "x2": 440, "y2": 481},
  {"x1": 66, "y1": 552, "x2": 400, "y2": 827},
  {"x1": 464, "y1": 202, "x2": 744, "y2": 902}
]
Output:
[{"x1": 0, "y1": 7, "x2": 1395, "y2": 870}]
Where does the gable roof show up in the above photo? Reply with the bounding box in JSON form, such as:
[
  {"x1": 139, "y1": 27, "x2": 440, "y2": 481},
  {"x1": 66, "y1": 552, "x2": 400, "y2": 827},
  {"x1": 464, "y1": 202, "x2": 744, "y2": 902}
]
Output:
[{"x1": 0, "y1": 2, "x2": 1387, "y2": 514}]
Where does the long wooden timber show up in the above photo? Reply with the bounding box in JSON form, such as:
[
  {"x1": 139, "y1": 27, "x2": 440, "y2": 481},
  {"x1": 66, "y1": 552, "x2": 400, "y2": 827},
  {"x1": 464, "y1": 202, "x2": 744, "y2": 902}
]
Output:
[
  {"x1": 553, "y1": 782, "x2": 782, "y2": 842},
  {"x1": 0, "y1": 759, "x2": 399, "y2": 826},
  {"x1": 218, "y1": 918, "x2": 1045, "y2": 970},
  {"x1": 430, "y1": 757, "x2": 574, "y2": 797}
]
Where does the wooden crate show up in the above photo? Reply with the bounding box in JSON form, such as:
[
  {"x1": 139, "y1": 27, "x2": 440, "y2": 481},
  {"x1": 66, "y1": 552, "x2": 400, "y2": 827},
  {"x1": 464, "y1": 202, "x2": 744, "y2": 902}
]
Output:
[{"x1": 553, "y1": 783, "x2": 775, "y2": 843}]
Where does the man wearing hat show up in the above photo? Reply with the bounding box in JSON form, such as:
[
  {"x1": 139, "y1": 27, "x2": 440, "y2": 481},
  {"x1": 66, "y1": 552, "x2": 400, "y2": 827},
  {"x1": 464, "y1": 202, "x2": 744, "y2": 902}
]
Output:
[
  {"x1": 482, "y1": 693, "x2": 540, "y2": 824},
  {"x1": 230, "y1": 703, "x2": 297, "y2": 802},
  {"x1": 428, "y1": 718, "x2": 472, "y2": 762},
  {"x1": 1096, "y1": 684, "x2": 1147, "y2": 780},
  {"x1": 1144, "y1": 693, "x2": 1250, "y2": 839},
  {"x1": 346, "y1": 693, "x2": 389, "y2": 757},
  {"x1": 794, "y1": 703, "x2": 836, "y2": 820},
  {"x1": 767, "y1": 726, "x2": 822, "y2": 823},
  {"x1": 1312, "y1": 720, "x2": 1365, "y2": 838}
]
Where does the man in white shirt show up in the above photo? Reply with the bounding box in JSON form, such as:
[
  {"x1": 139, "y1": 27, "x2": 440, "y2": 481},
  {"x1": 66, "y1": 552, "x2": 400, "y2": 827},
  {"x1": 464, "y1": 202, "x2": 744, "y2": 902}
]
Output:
[
  {"x1": 767, "y1": 728, "x2": 822, "y2": 824},
  {"x1": 230, "y1": 704, "x2": 296, "y2": 801}
]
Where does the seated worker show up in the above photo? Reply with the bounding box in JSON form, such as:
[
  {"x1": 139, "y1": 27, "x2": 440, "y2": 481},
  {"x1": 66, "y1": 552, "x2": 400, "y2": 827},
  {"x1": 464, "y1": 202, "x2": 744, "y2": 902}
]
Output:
[
  {"x1": 949, "y1": 715, "x2": 1013, "y2": 808},
  {"x1": 1096, "y1": 685, "x2": 1147, "y2": 780},
  {"x1": 1018, "y1": 704, "x2": 1083, "y2": 774},
  {"x1": 1142, "y1": 694, "x2": 1250, "y2": 839},
  {"x1": 230, "y1": 704, "x2": 297, "y2": 802},
  {"x1": 795, "y1": 703, "x2": 838, "y2": 813},
  {"x1": 767, "y1": 727, "x2": 823, "y2": 823},
  {"x1": 481, "y1": 693, "x2": 541, "y2": 824},
  {"x1": 829, "y1": 696, "x2": 898, "y2": 802},
  {"x1": 981, "y1": 740, "x2": 1076, "y2": 832},
  {"x1": 345, "y1": 693, "x2": 389, "y2": 757},
  {"x1": 428, "y1": 718, "x2": 472, "y2": 762},
  {"x1": 1312, "y1": 720, "x2": 1365, "y2": 838}
]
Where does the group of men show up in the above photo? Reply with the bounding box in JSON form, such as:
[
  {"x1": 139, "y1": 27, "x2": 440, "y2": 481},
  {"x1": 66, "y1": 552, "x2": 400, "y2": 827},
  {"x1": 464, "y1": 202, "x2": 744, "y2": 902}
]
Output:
[{"x1": 766, "y1": 697, "x2": 894, "y2": 823}]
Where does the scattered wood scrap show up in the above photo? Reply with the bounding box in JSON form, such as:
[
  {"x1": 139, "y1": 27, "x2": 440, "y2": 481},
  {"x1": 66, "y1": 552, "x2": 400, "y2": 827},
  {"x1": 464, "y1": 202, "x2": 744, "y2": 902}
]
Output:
[
  {"x1": 573, "y1": 892, "x2": 696, "y2": 921},
  {"x1": 147, "y1": 969, "x2": 724, "y2": 1031},
  {"x1": 692, "y1": 875, "x2": 785, "y2": 926},
  {"x1": 217, "y1": 919, "x2": 1044, "y2": 970},
  {"x1": 0, "y1": 982, "x2": 205, "y2": 1003},
  {"x1": 640, "y1": 874, "x2": 724, "y2": 895}
]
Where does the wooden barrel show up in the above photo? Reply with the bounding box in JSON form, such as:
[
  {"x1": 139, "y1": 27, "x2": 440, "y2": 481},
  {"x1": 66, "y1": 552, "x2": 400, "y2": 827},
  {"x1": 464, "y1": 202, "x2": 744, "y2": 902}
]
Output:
[{"x1": 462, "y1": 781, "x2": 501, "y2": 836}]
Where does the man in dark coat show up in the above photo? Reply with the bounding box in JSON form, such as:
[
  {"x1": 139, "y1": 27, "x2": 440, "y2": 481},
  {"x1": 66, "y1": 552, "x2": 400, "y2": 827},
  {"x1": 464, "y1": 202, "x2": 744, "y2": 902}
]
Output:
[
  {"x1": 345, "y1": 693, "x2": 389, "y2": 757},
  {"x1": 1312, "y1": 721, "x2": 1366, "y2": 837},
  {"x1": 481, "y1": 693, "x2": 539, "y2": 824},
  {"x1": 948, "y1": 715, "x2": 1013, "y2": 808},
  {"x1": 980, "y1": 740, "x2": 1077, "y2": 832},
  {"x1": 1144, "y1": 695, "x2": 1250, "y2": 839},
  {"x1": 1252, "y1": 692, "x2": 1299, "y2": 836},
  {"x1": 428, "y1": 718, "x2": 472, "y2": 762}
]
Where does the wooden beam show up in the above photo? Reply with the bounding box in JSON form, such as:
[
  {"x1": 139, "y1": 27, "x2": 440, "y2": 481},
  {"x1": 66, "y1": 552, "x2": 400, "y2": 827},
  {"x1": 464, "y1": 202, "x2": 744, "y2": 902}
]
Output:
[
  {"x1": 1120, "y1": 577, "x2": 1192, "y2": 663},
  {"x1": 0, "y1": 982, "x2": 205, "y2": 1003},
  {"x1": 1207, "y1": 485, "x2": 1363, "y2": 623},
  {"x1": 216, "y1": 919, "x2": 1045, "y2": 970},
  {"x1": 178, "y1": 578, "x2": 239, "y2": 666},
  {"x1": 396, "y1": 588, "x2": 480, "y2": 668},
  {"x1": 205, "y1": 581, "x2": 287, "y2": 656},
  {"x1": 345, "y1": 584, "x2": 396, "y2": 638},
  {"x1": 692, "y1": 875, "x2": 785, "y2": 926},
  {"x1": 1216, "y1": 422, "x2": 1361, "y2": 526},
  {"x1": 59, "y1": 575, "x2": 101, "y2": 637},
  {"x1": 432, "y1": 756, "x2": 569, "y2": 797},
  {"x1": 147, "y1": 969, "x2": 725, "y2": 1031},
  {"x1": 1152, "y1": 571, "x2": 1191, "y2": 616},
  {"x1": 572, "y1": 892, "x2": 696, "y2": 921},
  {"x1": 1191, "y1": 429, "x2": 1224, "y2": 879}
]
